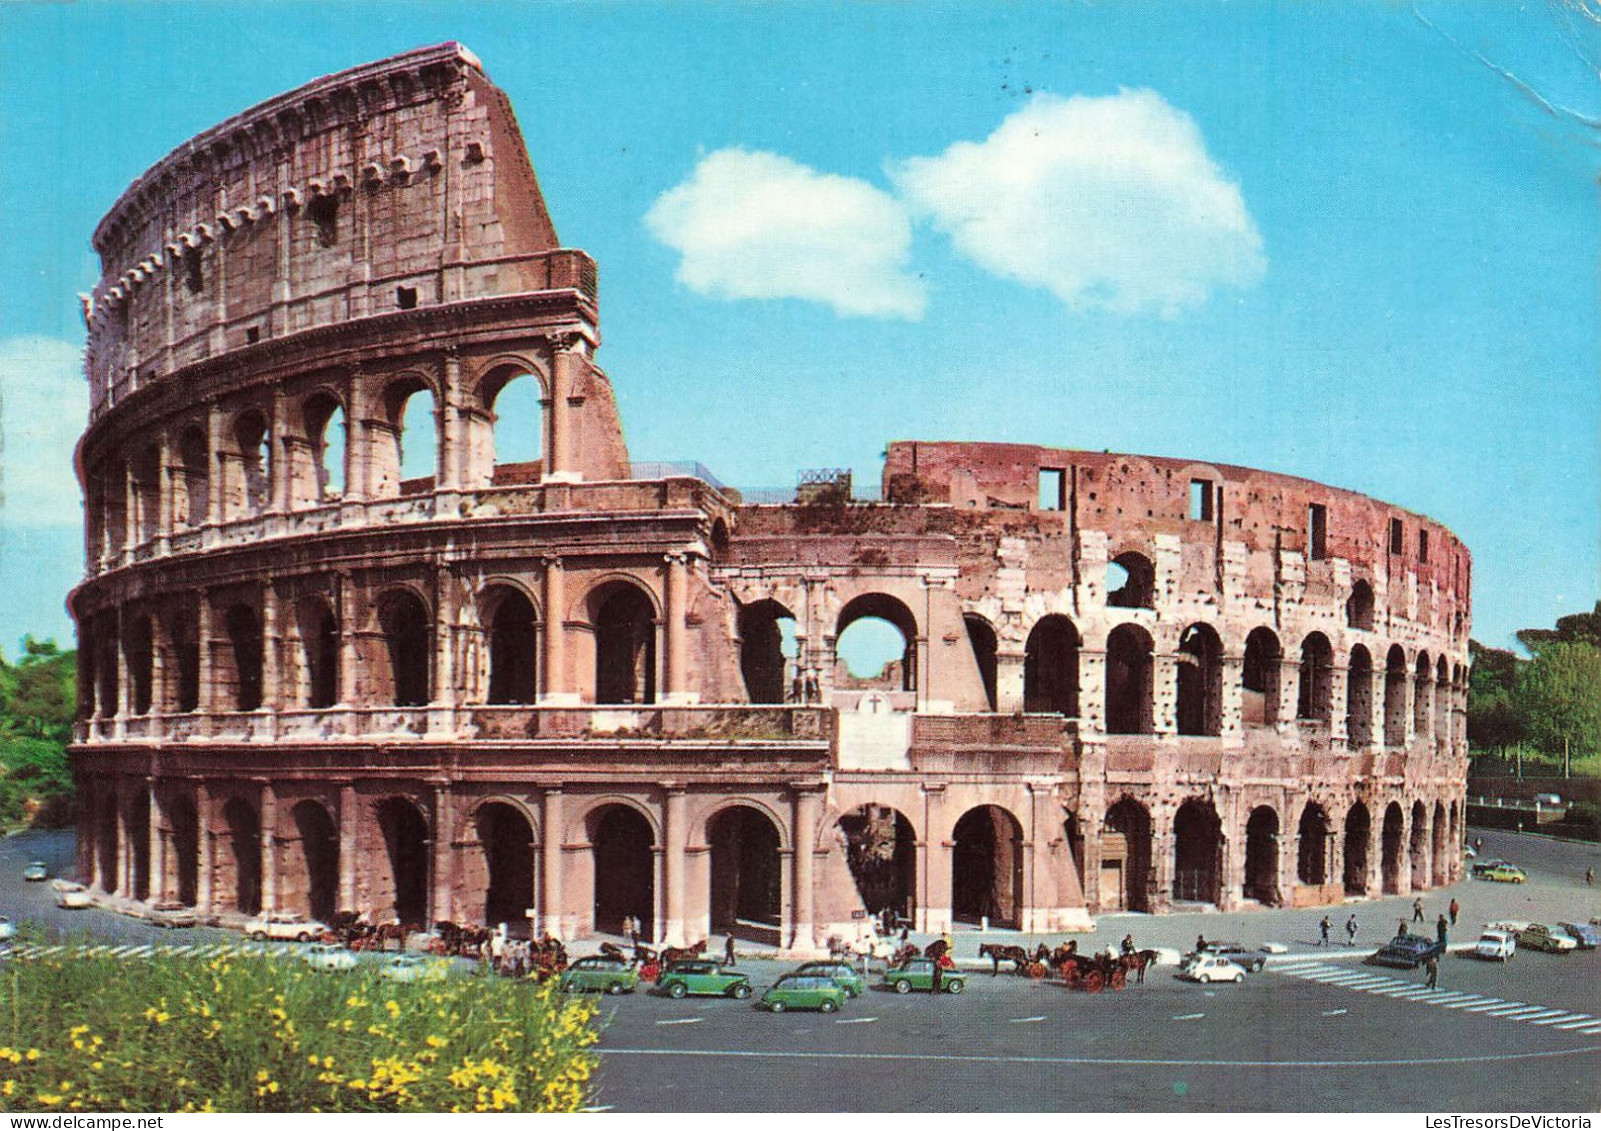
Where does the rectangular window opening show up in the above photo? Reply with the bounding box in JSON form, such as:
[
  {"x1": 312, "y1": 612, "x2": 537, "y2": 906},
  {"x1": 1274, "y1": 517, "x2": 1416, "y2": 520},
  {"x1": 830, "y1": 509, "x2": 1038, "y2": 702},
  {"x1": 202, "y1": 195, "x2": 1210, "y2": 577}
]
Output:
[
  {"x1": 396, "y1": 286, "x2": 418, "y2": 310},
  {"x1": 1418, "y1": 529, "x2": 1429, "y2": 563},
  {"x1": 1189, "y1": 479, "x2": 1214, "y2": 522},
  {"x1": 245, "y1": 327, "x2": 261, "y2": 345},
  {"x1": 1389, "y1": 518, "x2": 1404, "y2": 555},
  {"x1": 1307, "y1": 503, "x2": 1327, "y2": 560},
  {"x1": 1038, "y1": 468, "x2": 1065, "y2": 512}
]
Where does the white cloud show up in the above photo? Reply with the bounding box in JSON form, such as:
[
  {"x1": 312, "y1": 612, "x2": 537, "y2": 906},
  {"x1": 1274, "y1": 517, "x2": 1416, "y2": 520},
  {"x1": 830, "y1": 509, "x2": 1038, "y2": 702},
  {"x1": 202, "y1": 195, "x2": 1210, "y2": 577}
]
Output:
[
  {"x1": 891, "y1": 90, "x2": 1266, "y2": 316},
  {"x1": 0, "y1": 337, "x2": 87, "y2": 527},
  {"x1": 646, "y1": 148, "x2": 926, "y2": 320}
]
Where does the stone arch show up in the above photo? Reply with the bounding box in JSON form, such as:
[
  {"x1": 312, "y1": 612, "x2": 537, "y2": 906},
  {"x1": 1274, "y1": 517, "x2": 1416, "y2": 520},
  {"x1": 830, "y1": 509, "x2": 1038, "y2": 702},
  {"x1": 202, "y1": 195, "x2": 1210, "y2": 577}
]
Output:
[
  {"x1": 1346, "y1": 580, "x2": 1375, "y2": 631},
  {"x1": 951, "y1": 804, "x2": 1025, "y2": 928},
  {"x1": 1176, "y1": 623, "x2": 1223, "y2": 736},
  {"x1": 835, "y1": 593, "x2": 919, "y2": 693},
  {"x1": 1343, "y1": 801, "x2": 1371, "y2": 895},
  {"x1": 125, "y1": 786, "x2": 151, "y2": 902},
  {"x1": 1242, "y1": 627, "x2": 1281, "y2": 727},
  {"x1": 1346, "y1": 645, "x2": 1374, "y2": 748},
  {"x1": 965, "y1": 613, "x2": 999, "y2": 712},
  {"x1": 290, "y1": 799, "x2": 340, "y2": 923},
  {"x1": 588, "y1": 579, "x2": 659, "y2": 704},
  {"x1": 588, "y1": 803, "x2": 657, "y2": 940},
  {"x1": 1431, "y1": 800, "x2": 1448, "y2": 886},
  {"x1": 708, "y1": 804, "x2": 783, "y2": 942},
  {"x1": 1435, "y1": 656, "x2": 1452, "y2": 741},
  {"x1": 221, "y1": 796, "x2": 262, "y2": 916},
  {"x1": 167, "y1": 793, "x2": 199, "y2": 907},
  {"x1": 476, "y1": 359, "x2": 550, "y2": 484},
  {"x1": 1384, "y1": 645, "x2": 1409, "y2": 746},
  {"x1": 481, "y1": 583, "x2": 539, "y2": 705},
  {"x1": 376, "y1": 372, "x2": 440, "y2": 497},
  {"x1": 296, "y1": 596, "x2": 339, "y2": 709},
  {"x1": 1102, "y1": 796, "x2": 1151, "y2": 912},
  {"x1": 375, "y1": 796, "x2": 431, "y2": 927},
  {"x1": 230, "y1": 409, "x2": 271, "y2": 518},
  {"x1": 738, "y1": 598, "x2": 798, "y2": 704},
  {"x1": 1409, "y1": 800, "x2": 1430, "y2": 889},
  {"x1": 838, "y1": 804, "x2": 918, "y2": 925},
  {"x1": 95, "y1": 790, "x2": 119, "y2": 892},
  {"x1": 223, "y1": 603, "x2": 264, "y2": 711},
  {"x1": 1297, "y1": 801, "x2": 1332, "y2": 886},
  {"x1": 376, "y1": 588, "x2": 432, "y2": 706},
  {"x1": 1105, "y1": 623, "x2": 1154, "y2": 734},
  {"x1": 125, "y1": 613, "x2": 154, "y2": 715},
  {"x1": 1243, "y1": 805, "x2": 1280, "y2": 905},
  {"x1": 170, "y1": 604, "x2": 201, "y2": 713},
  {"x1": 1381, "y1": 801, "x2": 1405, "y2": 894},
  {"x1": 1413, "y1": 652, "x2": 1433, "y2": 739},
  {"x1": 475, "y1": 800, "x2": 537, "y2": 933},
  {"x1": 300, "y1": 390, "x2": 346, "y2": 505},
  {"x1": 128, "y1": 443, "x2": 161, "y2": 545},
  {"x1": 1172, "y1": 797, "x2": 1222, "y2": 905},
  {"x1": 1107, "y1": 550, "x2": 1155, "y2": 609},
  {"x1": 1024, "y1": 614, "x2": 1078, "y2": 715},
  {"x1": 1298, "y1": 632, "x2": 1333, "y2": 721},
  {"x1": 177, "y1": 425, "x2": 209, "y2": 529}
]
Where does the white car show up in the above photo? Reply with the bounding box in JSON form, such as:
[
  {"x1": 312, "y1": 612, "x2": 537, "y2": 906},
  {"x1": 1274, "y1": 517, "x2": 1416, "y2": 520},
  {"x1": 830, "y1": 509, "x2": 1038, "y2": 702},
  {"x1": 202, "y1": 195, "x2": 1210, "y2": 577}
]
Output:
[
  {"x1": 244, "y1": 912, "x2": 329, "y2": 942},
  {"x1": 1177, "y1": 954, "x2": 1248, "y2": 983},
  {"x1": 302, "y1": 943, "x2": 358, "y2": 970},
  {"x1": 379, "y1": 954, "x2": 448, "y2": 983},
  {"x1": 1517, "y1": 924, "x2": 1578, "y2": 954},
  {"x1": 1473, "y1": 929, "x2": 1516, "y2": 962},
  {"x1": 0, "y1": 916, "x2": 15, "y2": 942},
  {"x1": 53, "y1": 882, "x2": 92, "y2": 909}
]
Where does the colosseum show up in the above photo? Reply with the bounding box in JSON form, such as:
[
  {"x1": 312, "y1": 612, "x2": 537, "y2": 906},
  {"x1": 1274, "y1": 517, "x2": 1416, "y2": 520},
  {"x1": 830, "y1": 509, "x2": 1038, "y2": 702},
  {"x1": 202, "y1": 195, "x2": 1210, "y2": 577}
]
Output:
[{"x1": 69, "y1": 43, "x2": 1470, "y2": 951}]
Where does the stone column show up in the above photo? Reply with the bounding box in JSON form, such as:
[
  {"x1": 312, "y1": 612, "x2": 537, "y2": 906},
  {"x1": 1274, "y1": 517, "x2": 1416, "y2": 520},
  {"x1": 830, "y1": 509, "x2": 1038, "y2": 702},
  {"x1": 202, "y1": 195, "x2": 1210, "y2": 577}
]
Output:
[
  {"x1": 994, "y1": 646, "x2": 1026, "y2": 714},
  {"x1": 437, "y1": 350, "x2": 462, "y2": 493},
  {"x1": 541, "y1": 788, "x2": 565, "y2": 937},
  {"x1": 269, "y1": 387, "x2": 290, "y2": 515},
  {"x1": 337, "y1": 574, "x2": 359, "y2": 706},
  {"x1": 1276, "y1": 658, "x2": 1301, "y2": 733},
  {"x1": 342, "y1": 369, "x2": 368, "y2": 503},
  {"x1": 260, "y1": 582, "x2": 280, "y2": 712},
  {"x1": 1078, "y1": 648, "x2": 1107, "y2": 736},
  {"x1": 790, "y1": 786, "x2": 820, "y2": 951},
  {"x1": 338, "y1": 784, "x2": 358, "y2": 914},
  {"x1": 206, "y1": 400, "x2": 226, "y2": 528},
  {"x1": 148, "y1": 784, "x2": 166, "y2": 902},
  {"x1": 260, "y1": 784, "x2": 278, "y2": 913},
  {"x1": 544, "y1": 334, "x2": 583, "y2": 483},
  {"x1": 196, "y1": 783, "x2": 214, "y2": 914},
  {"x1": 663, "y1": 554, "x2": 691, "y2": 703},
  {"x1": 663, "y1": 786, "x2": 688, "y2": 946},
  {"x1": 433, "y1": 568, "x2": 455, "y2": 707},
  {"x1": 1329, "y1": 660, "x2": 1349, "y2": 746},
  {"x1": 122, "y1": 463, "x2": 138, "y2": 553},
  {"x1": 149, "y1": 610, "x2": 170, "y2": 715},
  {"x1": 920, "y1": 784, "x2": 950, "y2": 933},
  {"x1": 1152, "y1": 655, "x2": 1178, "y2": 735},
  {"x1": 1220, "y1": 654, "x2": 1245, "y2": 741},
  {"x1": 156, "y1": 433, "x2": 174, "y2": 542},
  {"x1": 540, "y1": 557, "x2": 569, "y2": 703},
  {"x1": 431, "y1": 786, "x2": 455, "y2": 924}
]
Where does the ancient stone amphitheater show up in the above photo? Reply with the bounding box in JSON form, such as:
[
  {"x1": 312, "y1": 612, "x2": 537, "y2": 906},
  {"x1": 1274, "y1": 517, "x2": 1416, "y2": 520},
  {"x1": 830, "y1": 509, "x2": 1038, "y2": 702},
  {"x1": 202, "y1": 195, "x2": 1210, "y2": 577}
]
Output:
[{"x1": 70, "y1": 44, "x2": 1470, "y2": 949}]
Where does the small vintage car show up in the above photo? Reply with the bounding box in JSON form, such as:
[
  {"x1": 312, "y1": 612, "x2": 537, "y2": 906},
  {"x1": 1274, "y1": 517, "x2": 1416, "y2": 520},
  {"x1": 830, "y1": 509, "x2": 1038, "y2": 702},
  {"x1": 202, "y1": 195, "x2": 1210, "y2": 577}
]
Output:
[
  {"x1": 379, "y1": 954, "x2": 450, "y2": 983},
  {"x1": 1516, "y1": 924, "x2": 1578, "y2": 953},
  {"x1": 558, "y1": 956, "x2": 639, "y2": 995},
  {"x1": 22, "y1": 861, "x2": 49, "y2": 883},
  {"x1": 53, "y1": 882, "x2": 92, "y2": 909},
  {"x1": 1481, "y1": 864, "x2": 1527, "y2": 884},
  {"x1": 1472, "y1": 929, "x2": 1517, "y2": 962},
  {"x1": 1195, "y1": 942, "x2": 1268, "y2": 973},
  {"x1": 759, "y1": 974, "x2": 850, "y2": 1013},
  {"x1": 244, "y1": 912, "x2": 330, "y2": 942},
  {"x1": 147, "y1": 901, "x2": 199, "y2": 929},
  {"x1": 883, "y1": 957, "x2": 965, "y2": 995},
  {"x1": 791, "y1": 960, "x2": 867, "y2": 998},
  {"x1": 1556, "y1": 921, "x2": 1600, "y2": 950},
  {"x1": 1367, "y1": 934, "x2": 1445, "y2": 969},
  {"x1": 1176, "y1": 954, "x2": 1248, "y2": 983},
  {"x1": 302, "y1": 943, "x2": 359, "y2": 971},
  {"x1": 655, "y1": 960, "x2": 752, "y2": 999}
]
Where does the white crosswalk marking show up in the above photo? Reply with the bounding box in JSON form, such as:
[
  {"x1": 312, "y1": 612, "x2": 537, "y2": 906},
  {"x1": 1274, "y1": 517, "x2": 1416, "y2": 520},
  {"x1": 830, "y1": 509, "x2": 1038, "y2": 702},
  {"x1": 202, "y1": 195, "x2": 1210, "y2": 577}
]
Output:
[
  {"x1": 1529, "y1": 1012, "x2": 1589, "y2": 1026},
  {"x1": 1552, "y1": 1016, "x2": 1599, "y2": 1030},
  {"x1": 1466, "y1": 1000, "x2": 1521, "y2": 1012},
  {"x1": 1273, "y1": 964, "x2": 1591, "y2": 1033}
]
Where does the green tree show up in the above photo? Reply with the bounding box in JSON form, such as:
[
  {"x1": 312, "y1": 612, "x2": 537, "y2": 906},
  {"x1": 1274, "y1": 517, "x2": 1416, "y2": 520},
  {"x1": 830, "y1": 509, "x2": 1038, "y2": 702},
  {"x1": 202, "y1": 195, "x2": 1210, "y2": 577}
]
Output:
[
  {"x1": 1517, "y1": 600, "x2": 1601, "y2": 653},
  {"x1": 1515, "y1": 640, "x2": 1601, "y2": 760},
  {"x1": 1467, "y1": 639, "x2": 1523, "y2": 750}
]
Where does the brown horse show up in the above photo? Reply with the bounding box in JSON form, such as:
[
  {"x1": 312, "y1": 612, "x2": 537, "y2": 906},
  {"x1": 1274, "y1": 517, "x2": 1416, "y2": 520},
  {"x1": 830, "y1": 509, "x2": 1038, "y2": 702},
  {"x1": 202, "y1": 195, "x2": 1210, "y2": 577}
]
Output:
[
  {"x1": 1120, "y1": 949, "x2": 1161, "y2": 984},
  {"x1": 979, "y1": 943, "x2": 1033, "y2": 975},
  {"x1": 660, "y1": 939, "x2": 707, "y2": 965}
]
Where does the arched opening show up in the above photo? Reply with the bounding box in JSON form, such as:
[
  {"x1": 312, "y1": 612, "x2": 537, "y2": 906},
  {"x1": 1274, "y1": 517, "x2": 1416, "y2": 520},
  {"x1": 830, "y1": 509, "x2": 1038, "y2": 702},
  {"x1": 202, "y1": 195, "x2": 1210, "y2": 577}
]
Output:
[
  {"x1": 178, "y1": 427, "x2": 209, "y2": 529},
  {"x1": 590, "y1": 804, "x2": 655, "y2": 939},
  {"x1": 1023, "y1": 615, "x2": 1078, "y2": 715},
  {"x1": 1409, "y1": 801, "x2": 1430, "y2": 889},
  {"x1": 1435, "y1": 657, "x2": 1451, "y2": 742},
  {"x1": 484, "y1": 587, "x2": 538, "y2": 705},
  {"x1": 1346, "y1": 580, "x2": 1375, "y2": 631},
  {"x1": 1384, "y1": 646, "x2": 1408, "y2": 746},
  {"x1": 951, "y1": 806, "x2": 1024, "y2": 927},
  {"x1": 1105, "y1": 624, "x2": 1154, "y2": 734},
  {"x1": 1297, "y1": 802, "x2": 1331, "y2": 886},
  {"x1": 1413, "y1": 652, "x2": 1433, "y2": 740},
  {"x1": 380, "y1": 378, "x2": 439, "y2": 497},
  {"x1": 835, "y1": 594, "x2": 917, "y2": 692},
  {"x1": 224, "y1": 605, "x2": 263, "y2": 712},
  {"x1": 709, "y1": 806, "x2": 782, "y2": 943},
  {"x1": 1106, "y1": 551, "x2": 1155, "y2": 608},
  {"x1": 484, "y1": 369, "x2": 545, "y2": 481},
  {"x1": 1431, "y1": 800, "x2": 1448, "y2": 886},
  {"x1": 303, "y1": 394, "x2": 346, "y2": 504},
  {"x1": 839, "y1": 804, "x2": 917, "y2": 926},
  {"x1": 1343, "y1": 802, "x2": 1371, "y2": 895},
  {"x1": 1244, "y1": 806, "x2": 1280, "y2": 905},
  {"x1": 1172, "y1": 798, "x2": 1222, "y2": 905},
  {"x1": 96, "y1": 794, "x2": 119, "y2": 892},
  {"x1": 298, "y1": 599, "x2": 340, "y2": 709},
  {"x1": 127, "y1": 789, "x2": 150, "y2": 902},
  {"x1": 476, "y1": 802, "x2": 535, "y2": 933},
  {"x1": 129, "y1": 445, "x2": 161, "y2": 545},
  {"x1": 592, "y1": 583, "x2": 657, "y2": 704},
  {"x1": 377, "y1": 797, "x2": 430, "y2": 928},
  {"x1": 172, "y1": 608, "x2": 200, "y2": 713},
  {"x1": 1102, "y1": 798, "x2": 1151, "y2": 912},
  {"x1": 94, "y1": 617, "x2": 118, "y2": 718},
  {"x1": 1176, "y1": 623, "x2": 1223, "y2": 736},
  {"x1": 222, "y1": 797, "x2": 262, "y2": 916},
  {"x1": 291, "y1": 801, "x2": 340, "y2": 923},
  {"x1": 378, "y1": 590, "x2": 431, "y2": 707},
  {"x1": 1242, "y1": 627, "x2": 1280, "y2": 728},
  {"x1": 1062, "y1": 811, "x2": 1085, "y2": 892},
  {"x1": 965, "y1": 614, "x2": 999, "y2": 712},
  {"x1": 168, "y1": 795, "x2": 199, "y2": 907},
  {"x1": 1346, "y1": 646, "x2": 1374, "y2": 748},
  {"x1": 232, "y1": 411, "x2": 271, "y2": 517},
  {"x1": 1381, "y1": 802, "x2": 1405, "y2": 894},
  {"x1": 737, "y1": 599, "x2": 798, "y2": 704},
  {"x1": 1298, "y1": 633, "x2": 1333, "y2": 722},
  {"x1": 126, "y1": 615, "x2": 154, "y2": 715}
]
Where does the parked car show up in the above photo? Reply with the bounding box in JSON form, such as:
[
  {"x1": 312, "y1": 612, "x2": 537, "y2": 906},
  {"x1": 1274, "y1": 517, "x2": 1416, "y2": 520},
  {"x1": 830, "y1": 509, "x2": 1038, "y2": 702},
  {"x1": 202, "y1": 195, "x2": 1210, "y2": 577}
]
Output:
[
  {"x1": 1368, "y1": 934, "x2": 1445, "y2": 969},
  {"x1": 558, "y1": 956, "x2": 639, "y2": 995},
  {"x1": 792, "y1": 960, "x2": 867, "y2": 998},
  {"x1": 148, "y1": 901, "x2": 199, "y2": 929},
  {"x1": 1197, "y1": 942, "x2": 1268, "y2": 973},
  {"x1": 0, "y1": 917, "x2": 15, "y2": 942},
  {"x1": 302, "y1": 943, "x2": 359, "y2": 971},
  {"x1": 759, "y1": 974, "x2": 850, "y2": 1013},
  {"x1": 22, "y1": 861, "x2": 48, "y2": 882},
  {"x1": 379, "y1": 955, "x2": 448, "y2": 983},
  {"x1": 1472, "y1": 929, "x2": 1517, "y2": 962},
  {"x1": 244, "y1": 912, "x2": 329, "y2": 942},
  {"x1": 54, "y1": 882, "x2": 92, "y2": 909},
  {"x1": 1471, "y1": 859, "x2": 1513, "y2": 879},
  {"x1": 656, "y1": 960, "x2": 752, "y2": 999},
  {"x1": 1516, "y1": 924, "x2": 1578, "y2": 953},
  {"x1": 883, "y1": 957, "x2": 966, "y2": 995},
  {"x1": 1177, "y1": 954, "x2": 1248, "y2": 983},
  {"x1": 1481, "y1": 864, "x2": 1527, "y2": 884},
  {"x1": 1556, "y1": 922, "x2": 1600, "y2": 950}
]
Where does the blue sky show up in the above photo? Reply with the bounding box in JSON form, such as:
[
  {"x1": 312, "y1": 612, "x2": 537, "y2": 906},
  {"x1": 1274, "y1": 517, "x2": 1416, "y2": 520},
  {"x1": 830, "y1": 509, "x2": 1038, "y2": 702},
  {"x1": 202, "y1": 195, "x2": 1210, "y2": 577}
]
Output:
[{"x1": 0, "y1": 1, "x2": 1596, "y2": 658}]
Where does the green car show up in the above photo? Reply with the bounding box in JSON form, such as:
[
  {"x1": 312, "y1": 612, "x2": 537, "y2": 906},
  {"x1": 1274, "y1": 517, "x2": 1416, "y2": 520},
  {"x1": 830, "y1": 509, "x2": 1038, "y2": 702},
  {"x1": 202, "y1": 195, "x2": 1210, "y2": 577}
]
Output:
[
  {"x1": 559, "y1": 956, "x2": 639, "y2": 995},
  {"x1": 792, "y1": 960, "x2": 867, "y2": 998},
  {"x1": 656, "y1": 960, "x2": 753, "y2": 999},
  {"x1": 884, "y1": 957, "x2": 966, "y2": 995},
  {"x1": 759, "y1": 974, "x2": 849, "y2": 1013}
]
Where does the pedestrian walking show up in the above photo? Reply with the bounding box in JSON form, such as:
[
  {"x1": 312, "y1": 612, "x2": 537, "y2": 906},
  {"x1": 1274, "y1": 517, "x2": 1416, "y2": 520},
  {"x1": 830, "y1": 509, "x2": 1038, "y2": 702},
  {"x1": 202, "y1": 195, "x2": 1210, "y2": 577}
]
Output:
[
  {"x1": 1398, "y1": 917, "x2": 1407, "y2": 937},
  {"x1": 1474, "y1": 836, "x2": 1483, "y2": 853},
  {"x1": 1319, "y1": 915, "x2": 1331, "y2": 947},
  {"x1": 1345, "y1": 914, "x2": 1358, "y2": 947},
  {"x1": 1448, "y1": 898, "x2": 1459, "y2": 926},
  {"x1": 724, "y1": 935, "x2": 737, "y2": 967},
  {"x1": 1412, "y1": 897, "x2": 1425, "y2": 923},
  {"x1": 1587, "y1": 867, "x2": 1595, "y2": 886},
  {"x1": 1424, "y1": 954, "x2": 1439, "y2": 990},
  {"x1": 1436, "y1": 913, "x2": 1448, "y2": 948}
]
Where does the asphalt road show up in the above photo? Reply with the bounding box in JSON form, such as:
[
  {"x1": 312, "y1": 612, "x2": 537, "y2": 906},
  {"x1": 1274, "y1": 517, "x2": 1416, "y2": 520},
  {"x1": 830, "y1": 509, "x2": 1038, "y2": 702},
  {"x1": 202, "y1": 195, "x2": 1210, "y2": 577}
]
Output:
[{"x1": 2, "y1": 825, "x2": 1597, "y2": 1112}]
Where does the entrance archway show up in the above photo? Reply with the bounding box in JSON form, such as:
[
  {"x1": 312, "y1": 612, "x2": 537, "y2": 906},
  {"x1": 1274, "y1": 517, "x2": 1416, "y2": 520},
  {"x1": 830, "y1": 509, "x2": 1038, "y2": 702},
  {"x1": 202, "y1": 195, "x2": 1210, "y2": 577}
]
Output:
[
  {"x1": 839, "y1": 805, "x2": 917, "y2": 925},
  {"x1": 1244, "y1": 806, "x2": 1280, "y2": 905},
  {"x1": 1172, "y1": 798, "x2": 1222, "y2": 904},
  {"x1": 1024, "y1": 616, "x2": 1078, "y2": 715},
  {"x1": 593, "y1": 585, "x2": 657, "y2": 704},
  {"x1": 1297, "y1": 802, "x2": 1332, "y2": 886},
  {"x1": 708, "y1": 806, "x2": 782, "y2": 943},
  {"x1": 168, "y1": 795, "x2": 199, "y2": 906},
  {"x1": 1343, "y1": 802, "x2": 1370, "y2": 895},
  {"x1": 476, "y1": 802, "x2": 535, "y2": 933},
  {"x1": 291, "y1": 801, "x2": 340, "y2": 923},
  {"x1": 96, "y1": 796, "x2": 119, "y2": 893},
  {"x1": 127, "y1": 789, "x2": 151, "y2": 902},
  {"x1": 951, "y1": 806, "x2": 1024, "y2": 928},
  {"x1": 222, "y1": 797, "x2": 262, "y2": 916},
  {"x1": 738, "y1": 600, "x2": 797, "y2": 704},
  {"x1": 1381, "y1": 802, "x2": 1404, "y2": 894},
  {"x1": 1102, "y1": 798, "x2": 1151, "y2": 912},
  {"x1": 485, "y1": 588, "x2": 538, "y2": 705},
  {"x1": 377, "y1": 797, "x2": 430, "y2": 927},
  {"x1": 1410, "y1": 801, "x2": 1430, "y2": 888},
  {"x1": 591, "y1": 804, "x2": 655, "y2": 939}
]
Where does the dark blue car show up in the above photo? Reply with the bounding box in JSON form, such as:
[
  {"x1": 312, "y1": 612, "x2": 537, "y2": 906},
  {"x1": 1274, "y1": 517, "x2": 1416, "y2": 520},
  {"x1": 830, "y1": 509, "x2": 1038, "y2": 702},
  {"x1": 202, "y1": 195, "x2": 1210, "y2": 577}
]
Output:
[{"x1": 1367, "y1": 934, "x2": 1444, "y2": 969}]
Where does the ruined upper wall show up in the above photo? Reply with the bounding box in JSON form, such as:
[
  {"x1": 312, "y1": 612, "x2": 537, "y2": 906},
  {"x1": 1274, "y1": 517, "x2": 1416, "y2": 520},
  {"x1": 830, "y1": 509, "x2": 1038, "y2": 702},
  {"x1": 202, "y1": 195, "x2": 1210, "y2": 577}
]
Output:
[{"x1": 82, "y1": 43, "x2": 588, "y2": 417}]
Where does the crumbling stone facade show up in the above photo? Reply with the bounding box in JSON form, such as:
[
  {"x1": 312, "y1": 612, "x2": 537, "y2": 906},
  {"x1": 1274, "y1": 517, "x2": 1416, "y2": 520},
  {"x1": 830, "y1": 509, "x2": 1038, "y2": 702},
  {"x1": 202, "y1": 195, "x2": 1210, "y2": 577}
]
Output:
[{"x1": 70, "y1": 44, "x2": 1470, "y2": 950}]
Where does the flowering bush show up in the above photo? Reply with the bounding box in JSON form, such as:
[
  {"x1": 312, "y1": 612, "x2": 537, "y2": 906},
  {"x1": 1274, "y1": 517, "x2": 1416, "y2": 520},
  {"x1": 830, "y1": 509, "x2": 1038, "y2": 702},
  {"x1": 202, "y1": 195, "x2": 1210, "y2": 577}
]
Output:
[{"x1": 0, "y1": 951, "x2": 599, "y2": 1112}]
